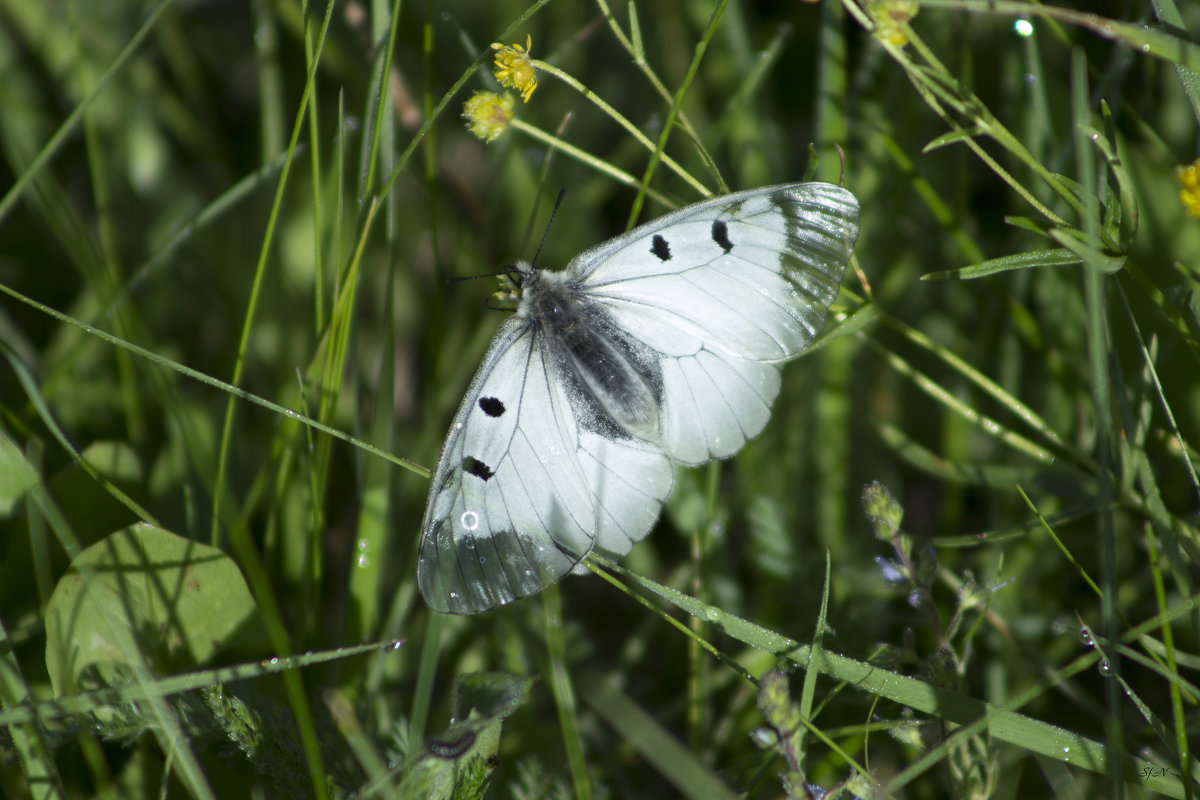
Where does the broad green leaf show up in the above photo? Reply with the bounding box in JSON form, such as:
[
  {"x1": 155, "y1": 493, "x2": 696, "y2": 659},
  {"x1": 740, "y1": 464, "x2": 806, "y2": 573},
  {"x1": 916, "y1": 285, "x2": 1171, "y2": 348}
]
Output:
[
  {"x1": 80, "y1": 440, "x2": 143, "y2": 483},
  {"x1": 44, "y1": 523, "x2": 266, "y2": 696}
]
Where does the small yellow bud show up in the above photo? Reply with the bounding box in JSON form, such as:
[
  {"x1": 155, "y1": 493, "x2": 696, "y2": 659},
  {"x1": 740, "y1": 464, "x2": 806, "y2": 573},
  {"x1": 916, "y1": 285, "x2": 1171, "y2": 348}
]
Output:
[
  {"x1": 462, "y1": 91, "x2": 515, "y2": 143},
  {"x1": 871, "y1": 1, "x2": 918, "y2": 47},
  {"x1": 1176, "y1": 158, "x2": 1200, "y2": 219}
]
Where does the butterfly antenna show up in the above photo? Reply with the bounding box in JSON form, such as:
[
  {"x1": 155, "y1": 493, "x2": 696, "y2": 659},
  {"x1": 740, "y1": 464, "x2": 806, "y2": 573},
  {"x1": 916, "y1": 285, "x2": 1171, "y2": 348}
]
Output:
[
  {"x1": 530, "y1": 187, "x2": 567, "y2": 270},
  {"x1": 446, "y1": 271, "x2": 504, "y2": 286}
]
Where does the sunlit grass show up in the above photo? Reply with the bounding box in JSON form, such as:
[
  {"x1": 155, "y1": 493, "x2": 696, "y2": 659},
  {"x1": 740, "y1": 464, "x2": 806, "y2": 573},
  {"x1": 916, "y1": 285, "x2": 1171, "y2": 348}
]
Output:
[{"x1": 0, "y1": 0, "x2": 1198, "y2": 797}]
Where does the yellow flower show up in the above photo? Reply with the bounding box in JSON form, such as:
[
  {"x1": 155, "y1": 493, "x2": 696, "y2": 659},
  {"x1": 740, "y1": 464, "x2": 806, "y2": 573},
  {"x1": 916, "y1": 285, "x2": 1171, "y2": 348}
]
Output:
[
  {"x1": 492, "y1": 35, "x2": 538, "y2": 103},
  {"x1": 871, "y1": 1, "x2": 918, "y2": 47},
  {"x1": 462, "y1": 91, "x2": 515, "y2": 143},
  {"x1": 1177, "y1": 158, "x2": 1200, "y2": 219}
]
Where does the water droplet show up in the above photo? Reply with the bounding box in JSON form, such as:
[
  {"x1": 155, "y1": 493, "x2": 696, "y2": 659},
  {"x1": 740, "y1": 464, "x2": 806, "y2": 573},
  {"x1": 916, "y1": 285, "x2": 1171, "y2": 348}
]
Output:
[
  {"x1": 357, "y1": 552, "x2": 370, "y2": 568},
  {"x1": 550, "y1": 445, "x2": 560, "y2": 456},
  {"x1": 705, "y1": 607, "x2": 720, "y2": 622},
  {"x1": 461, "y1": 511, "x2": 479, "y2": 531},
  {"x1": 750, "y1": 727, "x2": 776, "y2": 747},
  {"x1": 1079, "y1": 629, "x2": 1093, "y2": 646},
  {"x1": 1099, "y1": 660, "x2": 1112, "y2": 677}
]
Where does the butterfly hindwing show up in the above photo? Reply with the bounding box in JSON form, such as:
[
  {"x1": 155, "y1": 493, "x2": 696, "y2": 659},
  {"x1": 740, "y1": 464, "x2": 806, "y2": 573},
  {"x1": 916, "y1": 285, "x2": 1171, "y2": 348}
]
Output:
[
  {"x1": 576, "y1": 428, "x2": 674, "y2": 561},
  {"x1": 656, "y1": 350, "x2": 780, "y2": 463}
]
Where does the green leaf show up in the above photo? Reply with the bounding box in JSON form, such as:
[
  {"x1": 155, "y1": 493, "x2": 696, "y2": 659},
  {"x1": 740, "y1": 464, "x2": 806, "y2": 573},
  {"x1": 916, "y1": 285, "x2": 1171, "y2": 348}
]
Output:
[
  {"x1": 1047, "y1": 228, "x2": 1126, "y2": 273},
  {"x1": 396, "y1": 672, "x2": 531, "y2": 800},
  {"x1": 808, "y1": 302, "x2": 877, "y2": 352},
  {"x1": 80, "y1": 440, "x2": 143, "y2": 483},
  {"x1": 922, "y1": 248, "x2": 1082, "y2": 281},
  {"x1": 0, "y1": 428, "x2": 39, "y2": 515},
  {"x1": 1003, "y1": 215, "x2": 1055, "y2": 238},
  {"x1": 922, "y1": 124, "x2": 986, "y2": 152},
  {"x1": 44, "y1": 523, "x2": 267, "y2": 696},
  {"x1": 451, "y1": 670, "x2": 533, "y2": 723}
]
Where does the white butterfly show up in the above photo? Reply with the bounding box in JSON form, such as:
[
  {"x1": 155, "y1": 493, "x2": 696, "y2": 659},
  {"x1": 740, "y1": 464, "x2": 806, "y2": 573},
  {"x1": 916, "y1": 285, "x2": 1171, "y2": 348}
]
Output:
[{"x1": 419, "y1": 182, "x2": 860, "y2": 614}]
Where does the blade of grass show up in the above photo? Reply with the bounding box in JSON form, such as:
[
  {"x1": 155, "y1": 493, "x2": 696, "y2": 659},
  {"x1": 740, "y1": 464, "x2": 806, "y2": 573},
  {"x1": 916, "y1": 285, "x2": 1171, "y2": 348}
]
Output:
[
  {"x1": 0, "y1": 280, "x2": 426, "y2": 477},
  {"x1": 626, "y1": 0, "x2": 730, "y2": 228},
  {"x1": 593, "y1": 555, "x2": 1188, "y2": 797},
  {"x1": 542, "y1": 585, "x2": 592, "y2": 800},
  {"x1": 579, "y1": 671, "x2": 740, "y2": 800},
  {"x1": 211, "y1": 0, "x2": 335, "y2": 545},
  {"x1": 0, "y1": 0, "x2": 174, "y2": 225}
]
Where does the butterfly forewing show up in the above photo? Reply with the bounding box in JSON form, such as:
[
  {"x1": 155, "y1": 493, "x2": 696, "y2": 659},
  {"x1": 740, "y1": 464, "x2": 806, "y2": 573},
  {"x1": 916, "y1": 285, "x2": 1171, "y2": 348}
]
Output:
[
  {"x1": 419, "y1": 320, "x2": 597, "y2": 614},
  {"x1": 576, "y1": 183, "x2": 857, "y2": 360},
  {"x1": 571, "y1": 183, "x2": 859, "y2": 463}
]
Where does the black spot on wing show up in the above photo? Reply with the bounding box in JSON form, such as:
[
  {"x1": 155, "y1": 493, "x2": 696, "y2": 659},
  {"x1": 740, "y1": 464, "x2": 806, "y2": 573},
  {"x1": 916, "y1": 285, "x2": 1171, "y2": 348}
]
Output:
[
  {"x1": 711, "y1": 219, "x2": 734, "y2": 253},
  {"x1": 462, "y1": 456, "x2": 494, "y2": 481},
  {"x1": 478, "y1": 396, "x2": 505, "y2": 417},
  {"x1": 650, "y1": 234, "x2": 671, "y2": 262}
]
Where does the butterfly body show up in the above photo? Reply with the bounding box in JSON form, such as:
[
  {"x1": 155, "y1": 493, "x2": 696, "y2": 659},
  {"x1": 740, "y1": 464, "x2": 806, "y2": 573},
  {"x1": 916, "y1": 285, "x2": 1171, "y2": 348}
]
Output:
[
  {"x1": 519, "y1": 269, "x2": 663, "y2": 437},
  {"x1": 419, "y1": 183, "x2": 860, "y2": 614}
]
